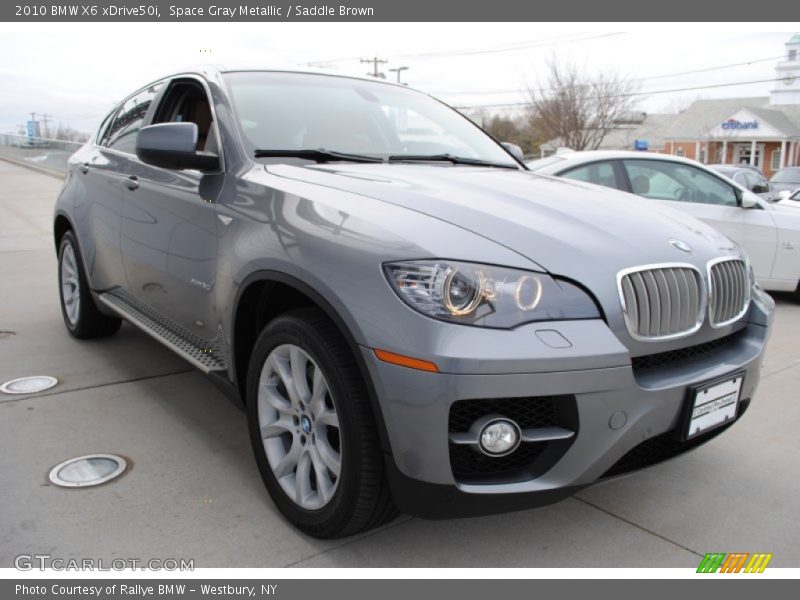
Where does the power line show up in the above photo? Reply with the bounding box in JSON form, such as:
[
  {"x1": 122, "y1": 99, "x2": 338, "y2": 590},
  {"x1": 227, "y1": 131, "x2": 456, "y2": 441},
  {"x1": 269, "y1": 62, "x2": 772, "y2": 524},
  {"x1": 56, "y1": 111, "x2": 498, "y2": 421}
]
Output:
[
  {"x1": 454, "y1": 76, "x2": 791, "y2": 110},
  {"x1": 629, "y1": 54, "x2": 786, "y2": 84},
  {"x1": 395, "y1": 32, "x2": 625, "y2": 59},
  {"x1": 432, "y1": 54, "x2": 788, "y2": 96},
  {"x1": 307, "y1": 32, "x2": 625, "y2": 66}
]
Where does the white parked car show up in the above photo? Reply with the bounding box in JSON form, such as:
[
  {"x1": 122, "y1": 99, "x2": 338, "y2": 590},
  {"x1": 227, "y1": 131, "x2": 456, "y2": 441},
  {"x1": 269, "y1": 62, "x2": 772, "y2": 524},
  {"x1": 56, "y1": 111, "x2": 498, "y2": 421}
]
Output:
[
  {"x1": 527, "y1": 151, "x2": 800, "y2": 294},
  {"x1": 776, "y1": 187, "x2": 800, "y2": 209}
]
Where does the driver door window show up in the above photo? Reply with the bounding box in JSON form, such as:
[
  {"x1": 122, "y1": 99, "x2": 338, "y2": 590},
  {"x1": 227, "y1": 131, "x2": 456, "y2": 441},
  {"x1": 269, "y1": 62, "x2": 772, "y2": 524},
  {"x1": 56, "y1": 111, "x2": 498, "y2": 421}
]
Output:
[
  {"x1": 740, "y1": 171, "x2": 758, "y2": 192},
  {"x1": 622, "y1": 160, "x2": 739, "y2": 206},
  {"x1": 752, "y1": 172, "x2": 770, "y2": 193},
  {"x1": 560, "y1": 161, "x2": 620, "y2": 190},
  {"x1": 733, "y1": 172, "x2": 749, "y2": 187},
  {"x1": 152, "y1": 80, "x2": 216, "y2": 153}
]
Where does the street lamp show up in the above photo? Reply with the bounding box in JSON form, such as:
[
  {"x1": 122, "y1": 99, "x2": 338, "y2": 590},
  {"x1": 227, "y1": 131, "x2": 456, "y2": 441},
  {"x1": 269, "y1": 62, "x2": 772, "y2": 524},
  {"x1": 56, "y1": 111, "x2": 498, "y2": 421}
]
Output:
[{"x1": 389, "y1": 66, "x2": 409, "y2": 85}]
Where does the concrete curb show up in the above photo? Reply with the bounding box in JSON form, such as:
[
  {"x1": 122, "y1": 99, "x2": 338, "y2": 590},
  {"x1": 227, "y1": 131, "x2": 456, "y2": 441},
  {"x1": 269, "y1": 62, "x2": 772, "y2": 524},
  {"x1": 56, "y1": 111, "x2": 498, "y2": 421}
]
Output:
[{"x1": 0, "y1": 155, "x2": 65, "y2": 180}]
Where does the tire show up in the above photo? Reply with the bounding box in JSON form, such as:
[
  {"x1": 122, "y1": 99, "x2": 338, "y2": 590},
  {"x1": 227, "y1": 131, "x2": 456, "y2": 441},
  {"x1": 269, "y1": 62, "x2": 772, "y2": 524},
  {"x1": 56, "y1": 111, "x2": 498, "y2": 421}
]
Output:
[
  {"x1": 246, "y1": 307, "x2": 396, "y2": 538},
  {"x1": 57, "y1": 230, "x2": 122, "y2": 339}
]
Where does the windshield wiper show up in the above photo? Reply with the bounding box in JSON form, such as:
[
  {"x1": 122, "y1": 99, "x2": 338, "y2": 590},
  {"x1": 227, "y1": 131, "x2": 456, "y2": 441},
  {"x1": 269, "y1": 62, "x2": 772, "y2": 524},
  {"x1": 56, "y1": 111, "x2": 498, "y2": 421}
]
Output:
[
  {"x1": 254, "y1": 149, "x2": 384, "y2": 163},
  {"x1": 387, "y1": 153, "x2": 518, "y2": 169}
]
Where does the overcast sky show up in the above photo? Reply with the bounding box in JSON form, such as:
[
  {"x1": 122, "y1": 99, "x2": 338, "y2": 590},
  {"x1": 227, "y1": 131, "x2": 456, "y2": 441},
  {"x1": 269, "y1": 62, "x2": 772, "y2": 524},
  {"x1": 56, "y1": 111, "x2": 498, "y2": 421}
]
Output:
[{"x1": 0, "y1": 23, "x2": 796, "y2": 135}]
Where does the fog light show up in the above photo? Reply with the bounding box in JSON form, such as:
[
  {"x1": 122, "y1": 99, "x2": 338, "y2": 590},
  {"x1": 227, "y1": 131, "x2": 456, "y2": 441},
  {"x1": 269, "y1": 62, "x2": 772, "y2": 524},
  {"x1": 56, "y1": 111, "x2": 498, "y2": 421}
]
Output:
[{"x1": 478, "y1": 418, "x2": 521, "y2": 457}]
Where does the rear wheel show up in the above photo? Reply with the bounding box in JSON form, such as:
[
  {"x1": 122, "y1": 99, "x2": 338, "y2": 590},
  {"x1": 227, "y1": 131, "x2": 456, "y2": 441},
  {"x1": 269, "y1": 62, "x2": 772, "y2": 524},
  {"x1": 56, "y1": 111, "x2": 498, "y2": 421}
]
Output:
[
  {"x1": 246, "y1": 308, "x2": 396, "y2": 538},
  {"x1": 58, "y1": 231, "x2": 122, "y2": 339}
]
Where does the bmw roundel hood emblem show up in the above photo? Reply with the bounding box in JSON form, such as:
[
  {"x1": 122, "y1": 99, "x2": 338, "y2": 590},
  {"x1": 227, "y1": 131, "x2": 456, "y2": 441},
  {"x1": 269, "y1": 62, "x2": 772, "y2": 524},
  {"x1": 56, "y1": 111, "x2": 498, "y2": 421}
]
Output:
[{"x1": 669, "y1": 239, "x2": 693, "y2": 254}]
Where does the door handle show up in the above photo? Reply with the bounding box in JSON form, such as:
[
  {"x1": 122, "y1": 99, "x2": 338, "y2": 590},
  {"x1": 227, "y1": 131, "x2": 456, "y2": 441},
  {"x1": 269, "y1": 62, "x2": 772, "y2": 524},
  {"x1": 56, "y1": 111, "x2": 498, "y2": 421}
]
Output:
[
  {"x1": 78, "y1": 163, "x2": 89, "y2": 174},
  {"x1": 124, "y1": 175, "x2": 139, "y2": 191}
]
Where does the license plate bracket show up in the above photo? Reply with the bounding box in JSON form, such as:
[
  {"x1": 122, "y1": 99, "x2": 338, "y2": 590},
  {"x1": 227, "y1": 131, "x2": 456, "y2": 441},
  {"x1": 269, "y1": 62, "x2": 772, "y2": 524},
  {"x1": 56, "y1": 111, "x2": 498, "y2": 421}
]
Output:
[{"x1": 681, "y1": 371, "x2": 744, "y2": 441}]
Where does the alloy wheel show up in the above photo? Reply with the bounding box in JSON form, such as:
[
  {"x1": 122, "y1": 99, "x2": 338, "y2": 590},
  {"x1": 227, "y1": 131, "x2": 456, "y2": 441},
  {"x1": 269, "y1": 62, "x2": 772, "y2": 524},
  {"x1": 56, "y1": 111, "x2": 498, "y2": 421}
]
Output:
[
  {"x1": 257, "y1": 343, "x2": 342, "y2": 510},
  {"x1": 60, "y1": 243, "x2": 81, "y2": 326}
]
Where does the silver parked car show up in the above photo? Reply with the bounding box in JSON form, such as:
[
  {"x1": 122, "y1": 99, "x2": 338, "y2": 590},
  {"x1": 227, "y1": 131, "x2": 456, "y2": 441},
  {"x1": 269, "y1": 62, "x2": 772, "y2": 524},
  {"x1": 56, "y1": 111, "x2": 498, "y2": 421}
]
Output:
[
  {"x1": 54, "y1": 67, "x2": 773, "y2": 538},
  {"x1": 707, "y1": 164, "x2": 775, "y2": 202},
  {"x1": 771, "y1": 166, "x2": 800, "y2": 193}
]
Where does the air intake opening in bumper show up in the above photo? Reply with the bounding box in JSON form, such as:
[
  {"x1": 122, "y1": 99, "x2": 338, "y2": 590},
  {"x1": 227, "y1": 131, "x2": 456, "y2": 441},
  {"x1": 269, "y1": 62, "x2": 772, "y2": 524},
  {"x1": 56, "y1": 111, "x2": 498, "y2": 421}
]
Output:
[{"x1": 448, "y1": 395, "x2": 578, "y2": 484}]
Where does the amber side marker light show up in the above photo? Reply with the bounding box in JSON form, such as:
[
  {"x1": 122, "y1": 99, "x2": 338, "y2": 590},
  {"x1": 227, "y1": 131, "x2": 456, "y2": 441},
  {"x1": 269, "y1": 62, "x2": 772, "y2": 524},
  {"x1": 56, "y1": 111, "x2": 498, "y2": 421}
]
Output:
[{"x1": 374, "y1": 349, "x2": 440, "y2": 373}]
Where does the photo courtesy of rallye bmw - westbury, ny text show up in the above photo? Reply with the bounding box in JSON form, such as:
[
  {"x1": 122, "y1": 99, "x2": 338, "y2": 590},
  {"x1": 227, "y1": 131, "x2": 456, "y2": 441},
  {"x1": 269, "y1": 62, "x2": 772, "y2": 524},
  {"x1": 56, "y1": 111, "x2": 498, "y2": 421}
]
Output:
[{"x1": 0, "y1": 0, "x2": 799, "y2": 596}]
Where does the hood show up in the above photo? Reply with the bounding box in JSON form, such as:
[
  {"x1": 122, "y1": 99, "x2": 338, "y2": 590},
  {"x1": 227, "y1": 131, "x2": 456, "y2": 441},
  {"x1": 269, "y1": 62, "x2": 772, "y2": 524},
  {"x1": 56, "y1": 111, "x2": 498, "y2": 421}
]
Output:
[
  {"x1": 772, "y1": 182, "x2": 800, "y2": 193},
  {"x1": 264, "y1": 163, "x2": 739, "y2": 283},
  {"x1": 776, "y1": 198, "x2": 800, "y2": 210}
]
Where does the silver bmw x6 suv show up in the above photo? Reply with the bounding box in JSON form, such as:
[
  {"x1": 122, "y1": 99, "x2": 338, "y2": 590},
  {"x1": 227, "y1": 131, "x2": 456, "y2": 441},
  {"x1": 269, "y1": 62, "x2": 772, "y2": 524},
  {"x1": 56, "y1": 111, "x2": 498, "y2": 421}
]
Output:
[{"x1": 53, "y1": 66, "x2": 774, "y2": 538}]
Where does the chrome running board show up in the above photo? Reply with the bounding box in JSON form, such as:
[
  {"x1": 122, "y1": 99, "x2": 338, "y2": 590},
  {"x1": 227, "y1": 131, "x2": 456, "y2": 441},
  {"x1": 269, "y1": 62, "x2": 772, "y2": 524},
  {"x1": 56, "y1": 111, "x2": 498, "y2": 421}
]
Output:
[{"x1": 98, "y1": 290, "x2": 226, "y2": 373}]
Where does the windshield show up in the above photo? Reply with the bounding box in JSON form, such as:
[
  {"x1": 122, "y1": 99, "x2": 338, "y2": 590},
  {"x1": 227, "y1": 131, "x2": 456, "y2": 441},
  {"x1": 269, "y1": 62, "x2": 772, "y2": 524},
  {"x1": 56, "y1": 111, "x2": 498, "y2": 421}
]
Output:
[
  {"x1": 222, "y1": 71, "x2": 518, "y2": 167},
  {"x1": 771, "y1": 168, "x2": 800, "y2": 183}
]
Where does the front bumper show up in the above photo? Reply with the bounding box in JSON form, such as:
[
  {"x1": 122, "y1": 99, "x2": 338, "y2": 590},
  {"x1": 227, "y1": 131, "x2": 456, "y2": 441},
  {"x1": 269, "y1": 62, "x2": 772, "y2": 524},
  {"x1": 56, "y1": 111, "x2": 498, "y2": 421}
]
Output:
[{"x1": 361, "y1": 306, "x2": 772, "y2": 518}]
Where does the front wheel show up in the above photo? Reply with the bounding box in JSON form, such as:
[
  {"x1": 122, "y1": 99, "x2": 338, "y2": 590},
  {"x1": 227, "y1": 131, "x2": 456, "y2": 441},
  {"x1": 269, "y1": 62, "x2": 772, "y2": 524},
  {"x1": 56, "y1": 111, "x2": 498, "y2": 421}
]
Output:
[
  {"x1": 58, "y1": 230, "x2": 121, "y2": 339},
  {"x1": 246, "y1": 308, "x2": 396, "y2": 538}
]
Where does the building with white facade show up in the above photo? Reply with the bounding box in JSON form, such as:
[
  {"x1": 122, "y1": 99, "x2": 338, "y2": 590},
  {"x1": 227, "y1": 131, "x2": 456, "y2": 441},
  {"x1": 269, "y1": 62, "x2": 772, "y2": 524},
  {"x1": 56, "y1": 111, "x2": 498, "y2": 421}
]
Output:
[{"x1": 662, "y1": 33, "x2": 800, "y2": 178}]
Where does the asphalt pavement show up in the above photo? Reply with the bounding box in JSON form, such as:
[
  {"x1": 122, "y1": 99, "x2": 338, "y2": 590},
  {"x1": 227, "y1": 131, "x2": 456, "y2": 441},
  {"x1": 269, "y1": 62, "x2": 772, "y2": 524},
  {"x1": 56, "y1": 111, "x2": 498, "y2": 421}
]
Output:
[{"x1": 1, "y1": 159, "x2": 798, "y2": 568}]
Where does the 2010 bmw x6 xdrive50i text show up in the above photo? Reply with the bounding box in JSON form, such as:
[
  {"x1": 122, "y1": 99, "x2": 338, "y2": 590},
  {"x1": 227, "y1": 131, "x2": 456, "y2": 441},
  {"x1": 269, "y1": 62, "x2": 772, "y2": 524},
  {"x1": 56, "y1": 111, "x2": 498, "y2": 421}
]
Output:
[{"x1": 54, "y1": 67, "x2": 774, "y2": 538}]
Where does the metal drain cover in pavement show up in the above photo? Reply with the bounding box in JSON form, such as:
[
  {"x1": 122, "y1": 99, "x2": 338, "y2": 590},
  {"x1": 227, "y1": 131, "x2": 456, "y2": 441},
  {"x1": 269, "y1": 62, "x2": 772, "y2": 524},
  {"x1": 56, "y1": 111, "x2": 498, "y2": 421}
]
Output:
[
  {"x1": 0, "y1": 375, "x2": 58, "y2": 394},
  {"x1": 48, "y1": 454, "x2": 127, "y2": 488}
]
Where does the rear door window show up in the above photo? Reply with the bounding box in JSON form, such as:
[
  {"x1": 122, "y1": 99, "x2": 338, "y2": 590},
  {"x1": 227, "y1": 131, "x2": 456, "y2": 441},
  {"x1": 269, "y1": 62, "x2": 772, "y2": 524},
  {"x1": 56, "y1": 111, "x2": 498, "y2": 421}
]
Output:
[
  {"x1": 95, "y1": 110, "x2": 116, "y2": 145},
  {"x1": 622, "y1": 159, "x2": 739, "y2": 206},
  {"x1": 104, "y1": 83, "x2": 163, "y2": 154}
]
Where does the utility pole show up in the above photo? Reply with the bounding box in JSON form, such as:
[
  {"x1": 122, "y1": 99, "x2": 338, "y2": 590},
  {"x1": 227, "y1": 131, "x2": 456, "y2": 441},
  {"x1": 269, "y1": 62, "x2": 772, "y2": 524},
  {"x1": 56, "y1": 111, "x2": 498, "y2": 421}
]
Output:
[
  {"x1": 388, "y1": 66, "x2": 409, "y2": 84},
  {"x1": 41, "y1": 113, "x2": 53, "y2": 139},
  {"x1": 360, "y1": 56, "x2": 388, "y2": 79}
]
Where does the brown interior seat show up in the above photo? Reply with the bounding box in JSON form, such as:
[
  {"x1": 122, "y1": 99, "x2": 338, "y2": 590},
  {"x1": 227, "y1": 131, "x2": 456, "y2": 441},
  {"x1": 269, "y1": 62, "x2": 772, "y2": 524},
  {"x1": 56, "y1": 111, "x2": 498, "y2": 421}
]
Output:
[{"x1": 188, "y1": 100, "x2": 212, "y2": 151}]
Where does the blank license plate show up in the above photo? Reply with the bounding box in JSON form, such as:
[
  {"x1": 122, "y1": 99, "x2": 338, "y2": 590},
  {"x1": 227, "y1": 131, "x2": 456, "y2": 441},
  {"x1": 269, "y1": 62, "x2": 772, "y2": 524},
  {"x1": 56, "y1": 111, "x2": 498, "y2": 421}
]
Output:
[{"x1": 686, "y1": 374, "x2": 743, "y2": 439}]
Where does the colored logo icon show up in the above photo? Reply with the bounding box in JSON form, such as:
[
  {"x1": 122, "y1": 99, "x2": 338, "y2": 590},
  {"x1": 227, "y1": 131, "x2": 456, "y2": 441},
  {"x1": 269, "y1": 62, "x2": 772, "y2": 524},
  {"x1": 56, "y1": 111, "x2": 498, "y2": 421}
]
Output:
[{"x1": 697, "y1": 552, "x2": 773, "y2": 573}]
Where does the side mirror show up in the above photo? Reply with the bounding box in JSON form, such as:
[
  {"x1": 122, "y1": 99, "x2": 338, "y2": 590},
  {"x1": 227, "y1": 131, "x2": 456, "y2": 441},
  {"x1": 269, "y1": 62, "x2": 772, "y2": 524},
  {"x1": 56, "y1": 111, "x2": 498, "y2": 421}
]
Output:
[
  {"x1": 751, "y1": 184, "x2": 770, "y2": 194},
  {"x1": 136, "y1": 122, "x2": 219, "y2": 172},
  {"x1": 500, "y1": 142, "x2": 524, "y2": 163},
  {"x1": 740, "y1": 192, "x2": 758, "y2": 209},
  {"x1": 778, "y1": 190, "x2": 792, "y2": 201}
]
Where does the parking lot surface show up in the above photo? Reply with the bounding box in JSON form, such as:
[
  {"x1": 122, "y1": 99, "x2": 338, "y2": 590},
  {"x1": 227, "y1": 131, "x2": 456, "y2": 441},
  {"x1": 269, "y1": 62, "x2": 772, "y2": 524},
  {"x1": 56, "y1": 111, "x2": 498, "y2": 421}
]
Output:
[{"x1": 1, "y1": 159, "x2": 798, "y2": 568}]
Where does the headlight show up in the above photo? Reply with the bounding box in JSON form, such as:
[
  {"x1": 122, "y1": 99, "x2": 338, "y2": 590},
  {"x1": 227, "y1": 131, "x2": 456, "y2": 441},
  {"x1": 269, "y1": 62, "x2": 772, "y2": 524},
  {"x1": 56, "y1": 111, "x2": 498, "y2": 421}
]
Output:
[{"x1": 384, "y1": 260, "x2": 600, "y2": 328}]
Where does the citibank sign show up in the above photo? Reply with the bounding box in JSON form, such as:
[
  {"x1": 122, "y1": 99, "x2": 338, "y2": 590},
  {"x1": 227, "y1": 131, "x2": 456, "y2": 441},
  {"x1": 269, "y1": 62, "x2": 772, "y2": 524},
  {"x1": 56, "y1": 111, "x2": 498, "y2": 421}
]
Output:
[{"x1": 722, "y1": 118, "x2": 759, "y2": 130}]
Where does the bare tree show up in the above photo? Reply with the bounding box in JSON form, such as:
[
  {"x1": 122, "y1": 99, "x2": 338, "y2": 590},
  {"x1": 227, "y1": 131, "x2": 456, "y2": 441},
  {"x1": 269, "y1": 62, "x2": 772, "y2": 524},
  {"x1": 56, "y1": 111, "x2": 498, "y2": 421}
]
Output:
[
  {"x1": 483, "y1": 114, "x2": 543, "y2": 157},
  {"x1": 53, "y1": 123, "x2": 90, "y2": 143},
  {"x1": 526, "y1": 58, "x2": 640, "y2": 151}
]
